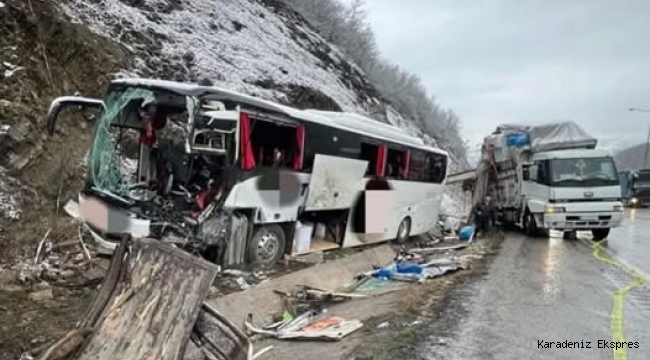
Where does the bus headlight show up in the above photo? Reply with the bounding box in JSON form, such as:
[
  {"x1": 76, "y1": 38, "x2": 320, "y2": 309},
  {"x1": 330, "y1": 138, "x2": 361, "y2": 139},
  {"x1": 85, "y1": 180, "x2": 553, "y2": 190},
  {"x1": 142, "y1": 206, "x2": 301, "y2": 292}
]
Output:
[
  {"x1": 614, "y1": 205, "x2": 624, "y2": 212},
  {"x1": 544, "y1": 205, "x2": 565, "y2": 213}
]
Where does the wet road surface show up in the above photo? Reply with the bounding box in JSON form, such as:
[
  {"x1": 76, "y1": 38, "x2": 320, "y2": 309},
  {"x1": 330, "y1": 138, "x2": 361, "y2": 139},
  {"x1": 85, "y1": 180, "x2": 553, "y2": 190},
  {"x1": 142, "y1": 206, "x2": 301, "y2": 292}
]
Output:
[
  {"x1": 420, "y1": 213, "x2": 650, "y2": 360},
  {"x1": 608, "y1": 208, "x2": 650, "y2": 276}
]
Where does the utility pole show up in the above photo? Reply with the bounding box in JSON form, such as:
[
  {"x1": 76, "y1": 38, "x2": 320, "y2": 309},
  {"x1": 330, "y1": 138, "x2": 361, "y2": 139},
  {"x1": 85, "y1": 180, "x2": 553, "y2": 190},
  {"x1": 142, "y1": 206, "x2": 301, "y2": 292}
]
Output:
[{"x1": 629, "y1": 108, "x2": 650, "y2": 168}]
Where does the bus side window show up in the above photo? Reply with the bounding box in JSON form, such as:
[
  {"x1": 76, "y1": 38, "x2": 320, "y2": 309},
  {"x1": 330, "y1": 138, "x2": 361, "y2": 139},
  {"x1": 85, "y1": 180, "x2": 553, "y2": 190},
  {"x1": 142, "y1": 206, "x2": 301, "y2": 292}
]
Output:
[
  {"x1": 429, "y1": 153, "x2": 447, "y2": 183},
  {"x1": 386, "y1": 147, "x2": 405, "y2": 179},
  {"x1": 408, "y1": 150, "x2": 425, "y2": 181},
  {"x1": 359, "y1": 142, "x2": 379, "y2": 175},
  {"x1": 249, "y1": 118, "x2": 300, "y2": 169}
]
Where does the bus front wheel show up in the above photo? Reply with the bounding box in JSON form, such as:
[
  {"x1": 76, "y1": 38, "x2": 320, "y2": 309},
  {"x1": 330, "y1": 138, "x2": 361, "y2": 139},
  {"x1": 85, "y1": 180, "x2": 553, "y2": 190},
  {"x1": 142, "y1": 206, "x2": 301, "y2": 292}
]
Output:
[
  {"x1": 248, "y1": 225, "x2": 286, "y2": 266},
  {"x1": 396, "y1": 217, "x2": 411, "y2": 243}
]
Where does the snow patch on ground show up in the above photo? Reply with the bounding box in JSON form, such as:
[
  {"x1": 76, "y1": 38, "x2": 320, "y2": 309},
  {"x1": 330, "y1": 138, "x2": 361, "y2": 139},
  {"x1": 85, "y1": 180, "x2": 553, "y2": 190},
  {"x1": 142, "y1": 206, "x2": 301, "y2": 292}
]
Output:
[
  {"x1": 2, "y1": 62, "x2": 24, "y2": 78},
  {"x1": 0, "y1": 2, "x2": 5, "y2": 9},
  {"x1": 0, "y1": 167, "x2": 21, "y2": 220}
]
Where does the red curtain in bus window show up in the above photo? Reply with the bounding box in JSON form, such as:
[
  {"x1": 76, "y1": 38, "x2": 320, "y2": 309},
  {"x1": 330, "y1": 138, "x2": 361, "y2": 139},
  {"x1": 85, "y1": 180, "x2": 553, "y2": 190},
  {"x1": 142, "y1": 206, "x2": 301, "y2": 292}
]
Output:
[
  {"x1": 239, "y1": 112, "x2": 256, "y2": 170},
  {"x1": 402, "y1": 150, "x2": 410, "y2": 179},
  {"x1": 294, "y1": 124, "x2": 305, "y2": 170},
  {"x1": 376, "y1": 143, "x2": 387, "y2": 177}
]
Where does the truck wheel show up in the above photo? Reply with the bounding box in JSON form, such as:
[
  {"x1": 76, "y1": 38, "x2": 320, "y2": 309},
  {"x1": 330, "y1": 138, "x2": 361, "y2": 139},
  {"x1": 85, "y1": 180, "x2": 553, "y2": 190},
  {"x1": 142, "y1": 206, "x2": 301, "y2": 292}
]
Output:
[
  {"x1": 396, "y1": 217, "x2": 411, "y2": 243},
  {"x1": 524, "y1": 211, "x2": 548, "y2": 238},
  {"x1": 592, "y1": 228, "x2": 610, "y2": 241},
  {"x1": 523, "y1": 211, "x2": 537, "y2": 237},
  {"x1": 563, "y1": 231, "x2": 577, "y2": 240},
  {"x1": 248, "y1": 225, "x2": 286, "y2": 266}
]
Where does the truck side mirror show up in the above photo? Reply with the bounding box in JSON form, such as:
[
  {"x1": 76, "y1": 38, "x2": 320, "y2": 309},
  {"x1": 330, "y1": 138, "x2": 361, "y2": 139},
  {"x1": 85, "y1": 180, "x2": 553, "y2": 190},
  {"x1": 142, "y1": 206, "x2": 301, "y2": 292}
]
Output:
[
  {"x1": 46, "y1": 96, "x2": 105, "y2": 135},
  {"x1": 522, "y1": 166, "x2": 530, "y2": 181}
]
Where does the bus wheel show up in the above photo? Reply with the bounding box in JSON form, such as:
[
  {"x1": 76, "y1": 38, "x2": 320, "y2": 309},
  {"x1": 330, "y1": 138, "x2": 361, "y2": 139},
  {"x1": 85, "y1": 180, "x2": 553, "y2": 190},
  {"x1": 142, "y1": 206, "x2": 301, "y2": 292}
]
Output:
[
  {"x1": 396, "y1": 217, "x2": 411, "y2": 243},
  {"x1": 248, "y1": 225, "x2": 286, "y2": 266}
]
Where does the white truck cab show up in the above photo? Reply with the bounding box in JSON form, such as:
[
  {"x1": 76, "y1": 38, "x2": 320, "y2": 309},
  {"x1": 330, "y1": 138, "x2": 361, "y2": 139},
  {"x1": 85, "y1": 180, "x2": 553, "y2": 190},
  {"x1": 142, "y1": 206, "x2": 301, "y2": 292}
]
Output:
[{"x1": 522, "y1": 148, "x2": 624, "y2": 239}]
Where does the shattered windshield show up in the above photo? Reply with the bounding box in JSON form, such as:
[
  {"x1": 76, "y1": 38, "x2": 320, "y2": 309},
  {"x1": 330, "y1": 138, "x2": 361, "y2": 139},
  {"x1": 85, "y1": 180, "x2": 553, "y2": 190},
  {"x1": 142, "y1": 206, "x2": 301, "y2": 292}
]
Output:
[
  {"x1": 550, "y1": 157, "x2": 619, "y2": 187},
  {"x1": 87, "y1": 86, "x2": 192, "y2": 199}
]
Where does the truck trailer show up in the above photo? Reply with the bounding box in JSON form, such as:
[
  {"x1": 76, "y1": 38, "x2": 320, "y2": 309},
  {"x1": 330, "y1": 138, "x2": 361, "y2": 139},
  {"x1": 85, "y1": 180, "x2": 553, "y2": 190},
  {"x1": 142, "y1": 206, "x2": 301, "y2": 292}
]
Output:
[{"x1": 473, "y1": 121, "x2": 623, "y2": 240}]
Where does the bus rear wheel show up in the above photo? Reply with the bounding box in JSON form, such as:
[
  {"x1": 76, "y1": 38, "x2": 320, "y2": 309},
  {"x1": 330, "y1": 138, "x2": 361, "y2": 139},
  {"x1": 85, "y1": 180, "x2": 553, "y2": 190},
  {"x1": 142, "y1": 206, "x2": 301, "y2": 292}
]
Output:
[
  {"x1": 248, "y1": 225, "x2": 286, "y2": 266},
  {"x1": 396, "y1": 217, "x2": 411, "y2": 243}
]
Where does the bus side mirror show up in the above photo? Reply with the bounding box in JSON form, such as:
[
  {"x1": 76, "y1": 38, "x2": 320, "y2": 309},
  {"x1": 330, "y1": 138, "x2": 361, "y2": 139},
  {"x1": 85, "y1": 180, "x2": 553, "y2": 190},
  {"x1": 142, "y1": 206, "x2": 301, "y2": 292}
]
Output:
[{"x1": 46, "y1": 96, "x2": 105, "y2": 135}]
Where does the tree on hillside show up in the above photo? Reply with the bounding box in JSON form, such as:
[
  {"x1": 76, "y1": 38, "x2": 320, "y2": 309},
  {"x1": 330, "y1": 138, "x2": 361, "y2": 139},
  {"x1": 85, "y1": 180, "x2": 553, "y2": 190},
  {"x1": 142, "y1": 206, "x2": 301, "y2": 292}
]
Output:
[{"x1": 281, "y1": 0, "x2": 469, "y2": 168}]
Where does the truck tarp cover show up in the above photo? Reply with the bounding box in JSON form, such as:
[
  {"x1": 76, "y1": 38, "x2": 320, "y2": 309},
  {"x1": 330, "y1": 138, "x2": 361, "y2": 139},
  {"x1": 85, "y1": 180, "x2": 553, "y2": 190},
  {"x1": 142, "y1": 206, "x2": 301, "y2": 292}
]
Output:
[{"x1": 493, "y1": 121, "x2": 597, "y2": 152}]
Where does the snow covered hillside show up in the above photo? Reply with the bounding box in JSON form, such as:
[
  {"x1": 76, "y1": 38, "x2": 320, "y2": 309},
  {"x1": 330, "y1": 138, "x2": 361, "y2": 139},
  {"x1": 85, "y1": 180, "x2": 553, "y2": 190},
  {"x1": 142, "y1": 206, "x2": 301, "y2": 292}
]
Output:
[{"x1": 60, "y1": 0, "x2": 465, "y2": 167}]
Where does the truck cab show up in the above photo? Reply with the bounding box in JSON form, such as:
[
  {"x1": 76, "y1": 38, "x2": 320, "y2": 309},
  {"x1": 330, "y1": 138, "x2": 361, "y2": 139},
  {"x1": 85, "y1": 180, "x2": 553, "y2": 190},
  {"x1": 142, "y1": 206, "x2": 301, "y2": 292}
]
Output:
[
  {"x1": 620, "y1": 169, "x2": 650, "y2": 207},
  {"x1": 522, "y1": 149, "x2": 624, "y2": 240}
]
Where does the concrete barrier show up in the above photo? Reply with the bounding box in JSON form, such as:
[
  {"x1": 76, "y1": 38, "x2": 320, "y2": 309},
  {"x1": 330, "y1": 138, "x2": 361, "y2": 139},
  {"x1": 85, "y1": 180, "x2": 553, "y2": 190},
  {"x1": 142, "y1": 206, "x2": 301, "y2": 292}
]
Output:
[{"x1": 209, "y1": 244, "x2": 397, "y2": 326}]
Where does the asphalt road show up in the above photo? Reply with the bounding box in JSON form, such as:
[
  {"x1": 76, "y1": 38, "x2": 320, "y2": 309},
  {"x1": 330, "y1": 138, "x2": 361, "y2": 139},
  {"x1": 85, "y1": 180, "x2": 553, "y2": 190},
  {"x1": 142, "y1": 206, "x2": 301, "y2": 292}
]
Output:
[
  {"x1": 608, "y1": 208, "x2": 650, "y2": 276},
  {"x1": 418, "y1": 210, "x2": 650, "y2": 360}
]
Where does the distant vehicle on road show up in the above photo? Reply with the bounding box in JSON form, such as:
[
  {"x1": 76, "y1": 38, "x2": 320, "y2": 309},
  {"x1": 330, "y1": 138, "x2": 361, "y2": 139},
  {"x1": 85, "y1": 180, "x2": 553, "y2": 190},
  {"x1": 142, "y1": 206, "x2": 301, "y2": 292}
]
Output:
[
  {"x1": 619, "y1": 169, "x2": 650, "y2": 208},
  {"x1": 471, "y1": 122, "x2": 624, "y2": 241}
]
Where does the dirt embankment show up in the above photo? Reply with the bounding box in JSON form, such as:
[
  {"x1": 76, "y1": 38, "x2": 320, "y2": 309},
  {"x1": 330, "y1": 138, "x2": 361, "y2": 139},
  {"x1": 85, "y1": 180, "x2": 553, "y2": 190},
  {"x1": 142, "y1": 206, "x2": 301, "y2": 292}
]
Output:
[
  {"x1": 0, "y1": 0, "x2": 129, "y2": 262},
  {"x1": 0, "y1": 2, "x2": 128, "y2": 357}
]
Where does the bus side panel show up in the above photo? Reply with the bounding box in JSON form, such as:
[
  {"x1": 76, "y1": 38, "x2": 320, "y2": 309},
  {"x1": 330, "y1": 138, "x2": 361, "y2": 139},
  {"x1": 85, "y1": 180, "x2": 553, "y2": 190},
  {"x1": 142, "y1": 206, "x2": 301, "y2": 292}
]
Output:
[
  {"x1": 407, "y1": 182, "x2": 443, "y2": 236},
  {"x1": 341, "y1": 179, "x2": 444, "y2": 247},
  {"x1": 223, "y1": 172, "x2": 311, "y2": 224}
]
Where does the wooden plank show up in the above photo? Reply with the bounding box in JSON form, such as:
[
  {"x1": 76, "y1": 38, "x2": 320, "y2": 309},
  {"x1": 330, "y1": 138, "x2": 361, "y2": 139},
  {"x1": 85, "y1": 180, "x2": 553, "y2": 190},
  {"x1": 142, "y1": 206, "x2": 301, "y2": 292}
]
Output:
[
  {"x1": 74, "y1": 237, "x2": 220, "y2": 360},
  {"x1": 291, "y1": 239, "x2": 340, "y2": 256}
]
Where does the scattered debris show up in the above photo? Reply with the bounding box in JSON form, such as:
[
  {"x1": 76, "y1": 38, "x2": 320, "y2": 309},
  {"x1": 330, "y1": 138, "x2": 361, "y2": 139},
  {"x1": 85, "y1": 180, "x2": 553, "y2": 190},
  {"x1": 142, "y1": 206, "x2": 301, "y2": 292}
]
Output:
[
  {"x1": 246, "y1": 311, "x2": 363, "y2": 341},
  {"x1": 236, "y1": 276, "x2": 251, "y2": 290},
  {"x1": 377, "y1": 322, "x2": 389, "y2": 329}
]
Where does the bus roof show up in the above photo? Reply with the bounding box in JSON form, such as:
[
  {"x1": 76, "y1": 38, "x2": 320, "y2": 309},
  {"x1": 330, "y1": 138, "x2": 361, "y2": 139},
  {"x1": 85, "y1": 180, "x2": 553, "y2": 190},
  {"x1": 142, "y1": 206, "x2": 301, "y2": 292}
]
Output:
[{"x1": 110, "y1": 78, "x2": 448, "y2": 156}]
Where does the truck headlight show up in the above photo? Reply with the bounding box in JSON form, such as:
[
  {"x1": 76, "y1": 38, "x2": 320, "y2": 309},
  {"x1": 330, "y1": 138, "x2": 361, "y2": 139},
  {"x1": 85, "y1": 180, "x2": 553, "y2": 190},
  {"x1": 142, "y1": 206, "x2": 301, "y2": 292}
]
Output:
[
  {"x1": 614, "y1": 205, "x2": 624, "y2": 212},
  {"x1": 544, "y1": 205, "x2": 565, "y2": 213},
  {"x1": 631, "y1": 197, "x2": 639, "y2": 204}
]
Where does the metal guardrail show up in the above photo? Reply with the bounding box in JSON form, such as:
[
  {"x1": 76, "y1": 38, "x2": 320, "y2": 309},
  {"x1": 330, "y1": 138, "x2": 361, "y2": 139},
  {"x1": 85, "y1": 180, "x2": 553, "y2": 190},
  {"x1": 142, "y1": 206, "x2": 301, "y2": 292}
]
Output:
[{"x1": 446, "y1": 169, "x2": 477, "y2": 185}]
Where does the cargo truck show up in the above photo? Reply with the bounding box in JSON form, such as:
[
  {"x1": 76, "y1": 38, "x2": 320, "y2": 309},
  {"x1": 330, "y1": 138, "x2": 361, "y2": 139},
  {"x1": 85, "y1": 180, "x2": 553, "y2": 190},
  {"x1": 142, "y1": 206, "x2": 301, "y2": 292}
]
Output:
[
  {"x1": 619, "y1": 169, "x2": 650, "y2": 207},
  {"x1": 473, "y1": 122, "x2": 624, "y2": 240}
]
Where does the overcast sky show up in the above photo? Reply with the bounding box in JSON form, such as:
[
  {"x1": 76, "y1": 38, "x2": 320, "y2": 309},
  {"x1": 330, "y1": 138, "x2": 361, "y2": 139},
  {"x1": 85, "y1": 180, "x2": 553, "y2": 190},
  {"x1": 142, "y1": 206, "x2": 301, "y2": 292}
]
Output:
[{"x1": 344, "y1": 0, "x2": 650, "y2": 154}]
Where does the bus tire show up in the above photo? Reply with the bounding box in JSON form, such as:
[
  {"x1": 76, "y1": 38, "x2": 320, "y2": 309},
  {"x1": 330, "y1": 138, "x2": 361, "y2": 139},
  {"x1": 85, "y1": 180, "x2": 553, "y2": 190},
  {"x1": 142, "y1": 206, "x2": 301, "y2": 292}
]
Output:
[
  {"x1": 592, "y1": 228, "x2": 610, "y2": 241},
  {"x1": 396, "y1": 217, "x2": 411, "y2": 243},
  {"x1": 248, "y1": 224, "x2": 286, "y2": 266}
]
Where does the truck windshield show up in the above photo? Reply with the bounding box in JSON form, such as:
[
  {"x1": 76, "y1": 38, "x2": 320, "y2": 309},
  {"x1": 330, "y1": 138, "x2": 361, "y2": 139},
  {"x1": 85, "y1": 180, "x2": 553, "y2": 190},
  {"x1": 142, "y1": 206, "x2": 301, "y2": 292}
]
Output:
[
  {"x1": 550, "y1": 157, "x2": 619, "y2": 187},
  {"x1": 633, "y1": 171, "x2": 650, "y2": 187}
]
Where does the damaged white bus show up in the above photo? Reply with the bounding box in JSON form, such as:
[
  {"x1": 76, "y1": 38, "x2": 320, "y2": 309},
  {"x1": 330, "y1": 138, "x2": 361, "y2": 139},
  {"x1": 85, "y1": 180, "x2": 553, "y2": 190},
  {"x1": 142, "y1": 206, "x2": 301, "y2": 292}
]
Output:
[{"x1": 46, "y1": 79, "x2": 448, "y2": 267}]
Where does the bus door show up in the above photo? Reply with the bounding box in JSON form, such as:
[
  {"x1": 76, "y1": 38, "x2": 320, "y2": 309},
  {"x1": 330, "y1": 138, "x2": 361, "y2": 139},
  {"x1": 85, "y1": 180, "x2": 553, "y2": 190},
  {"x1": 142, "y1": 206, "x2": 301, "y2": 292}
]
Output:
[{"x1": 303, "y1": 154, "x2": 368, "y2": 211}]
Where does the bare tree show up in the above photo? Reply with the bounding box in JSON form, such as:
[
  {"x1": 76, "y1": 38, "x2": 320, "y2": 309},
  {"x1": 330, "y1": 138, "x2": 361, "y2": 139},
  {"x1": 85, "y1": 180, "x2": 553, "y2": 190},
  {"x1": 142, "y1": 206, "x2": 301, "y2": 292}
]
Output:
[{"x1": 279, "y1": 0, "x2": 470, "y2": 168}]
